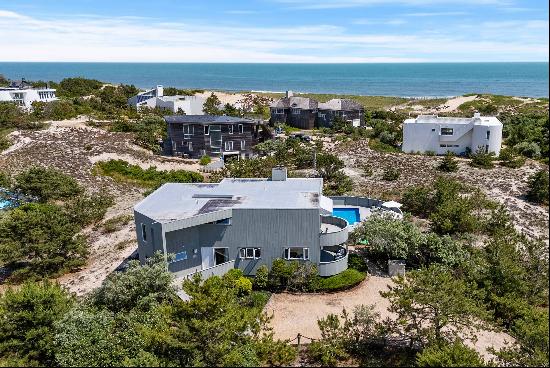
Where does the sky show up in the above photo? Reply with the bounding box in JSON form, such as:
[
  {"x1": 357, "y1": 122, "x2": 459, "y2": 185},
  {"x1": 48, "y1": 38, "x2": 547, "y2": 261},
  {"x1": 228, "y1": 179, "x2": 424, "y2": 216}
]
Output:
[{"x1": 0, "y1": 0, "x2": 548, "y2": 63}]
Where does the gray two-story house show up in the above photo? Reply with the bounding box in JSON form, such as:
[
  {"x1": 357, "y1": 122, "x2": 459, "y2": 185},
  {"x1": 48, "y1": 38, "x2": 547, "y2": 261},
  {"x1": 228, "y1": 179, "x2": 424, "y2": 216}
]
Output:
[
  {"x1": 134, "y1": 167, "x2": 352, "y2": 278},
  {"x1": 270, "y1": 91, "x2": 365, "y2": 129},
  {"x1": 165, "y1": 115, "x2": 263, "y2": 160},
  {"x1": 134, "y1": 168, "x2": 404, "y2": 280}
]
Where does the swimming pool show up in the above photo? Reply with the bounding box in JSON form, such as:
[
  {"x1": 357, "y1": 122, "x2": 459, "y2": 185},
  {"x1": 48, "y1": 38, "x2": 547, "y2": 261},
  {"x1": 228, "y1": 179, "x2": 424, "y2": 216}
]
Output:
[
  {"x1": 332, "y1": 208, "x2": 361, "y2": 225},
  {"x1": 0, "y1": 199, "x2": 12, "y2": 210}
]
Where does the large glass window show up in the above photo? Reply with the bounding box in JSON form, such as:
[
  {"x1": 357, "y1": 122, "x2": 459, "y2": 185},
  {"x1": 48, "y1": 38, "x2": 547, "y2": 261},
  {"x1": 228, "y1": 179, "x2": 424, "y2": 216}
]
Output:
[
  {"x1": 204, "y1": 125, "x2": 210, "y2": 135},
  {"x1": 440, "y1": 128, "x2": 454, "y2": 136},
  {"x1": 224, "y1": 141, "x2": 234, "y2": 151},
  {"x1": 170, "y1": 251, "x2": 188, "y2": 263},
  {"x1": 284, "y1": 247, "x2": 309, "y2": 260}
]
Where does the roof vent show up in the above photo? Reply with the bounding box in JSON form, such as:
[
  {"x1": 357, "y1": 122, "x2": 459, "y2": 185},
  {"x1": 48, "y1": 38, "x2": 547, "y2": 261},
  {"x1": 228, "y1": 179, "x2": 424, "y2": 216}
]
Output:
[
  {"x1": 271, "y1": 167, "x2": 287, "y2": 181},
  {"x1": 473, "y1": 112, "x2": 481, "y2": 119},
  {"x1": 286, "y1": 90, "x2": 293, "y2": 98}
]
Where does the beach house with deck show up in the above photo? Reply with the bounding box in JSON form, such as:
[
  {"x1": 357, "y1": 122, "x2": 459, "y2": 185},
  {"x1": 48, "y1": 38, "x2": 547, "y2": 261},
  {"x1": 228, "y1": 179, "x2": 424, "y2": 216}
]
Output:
[
  {"x1": 402, "y1": 113, "x2": 503, "y2": 156},
  {"x1": 134, "y1": 167, "x2": 402, "y2": 279}
]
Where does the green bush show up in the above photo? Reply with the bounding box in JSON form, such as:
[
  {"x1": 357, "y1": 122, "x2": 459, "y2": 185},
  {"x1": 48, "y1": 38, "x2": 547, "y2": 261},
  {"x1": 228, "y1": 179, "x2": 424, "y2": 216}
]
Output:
[
  {"x1": 416, "y1": 340, "x2": 485, "y2": 367},
  {"x1": 14, "y1": 167, "x2": 83, "y2": 202},
  {"x1": 316, "y1": 269, "x2": 366, "y2": 292},
  {"x1": 63, "y1": 193, "x2": 114, "y2": 227},
  {"x1": 199, "y1": 155, "x2": 212, "y2": 166},
  {"x1": 499, "y1": 147, "x2": 526, "y2": 168},
  {"x1": 96, "y1": 159, "x2": 203, "y2": 188},
  {"x1": 57, "y1": 77, "x2": 103, "y2": 97},
  {"x1": 437, "y1": 152, "x2": 459, "y2": 172},
  {"x1": 347, "y1": 253, "x2": 368, "y2": 272},
  {"x1": 307, "y1": 339, "x2": 349, "y2": 367},
  {"x1": 253, "y1": 265, "x2": 269, "y2": 290},
  {"x1": 102, "y1": 214, "x2": 133, "y2": 233},
  {"x1": 382, "y1": 167, "x2": 400, "y2": 181},
  {"x1": 266, "y1": 259, "x2": 318, "y2": 292},
  {"x1": 470, "y1": 147, "x2": 495, "y2": 169},
  {"x1": 0, "y1": 281, "x2": 74, "y2": 366},
  {"x1": 235, "y1": 277, "x2": 253, "y2": 296},
  {"x1": 514, "y1": 141, "x2": 542, "y2": 159},
  {"x1": 0, "y1": 203, "x2": 88, "y2": 280},
  {"x1": 526, "y1": 169, "x2": 549, "y2": 205}
]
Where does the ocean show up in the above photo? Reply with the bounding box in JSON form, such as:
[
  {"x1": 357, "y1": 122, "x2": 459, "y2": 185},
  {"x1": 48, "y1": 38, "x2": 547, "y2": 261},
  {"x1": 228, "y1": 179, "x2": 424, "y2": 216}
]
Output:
[{"x1": 0, "y1": 62, "x2": 548, "y2": 98}]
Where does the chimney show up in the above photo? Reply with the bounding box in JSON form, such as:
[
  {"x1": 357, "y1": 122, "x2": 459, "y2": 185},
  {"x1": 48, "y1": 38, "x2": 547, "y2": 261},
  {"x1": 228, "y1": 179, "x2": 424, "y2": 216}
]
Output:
[
  {"x1": 286, "y1": 90, "x2": 293, "y2": 98},
  {"x1": 473, "y1": 112, "x2": 481, "y2": 119},
  {"x1": 271, "y1": 167, "x2": 287, "y2": 181},
  {"x1": 156, "y1": 85, "x2": 164, "y2": 97}
]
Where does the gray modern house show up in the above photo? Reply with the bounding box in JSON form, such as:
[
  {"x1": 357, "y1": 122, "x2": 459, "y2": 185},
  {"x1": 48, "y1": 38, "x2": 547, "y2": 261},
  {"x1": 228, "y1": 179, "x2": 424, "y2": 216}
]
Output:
[{"x1": 134, "y1": 167, "x2": 402, "y2": 279}]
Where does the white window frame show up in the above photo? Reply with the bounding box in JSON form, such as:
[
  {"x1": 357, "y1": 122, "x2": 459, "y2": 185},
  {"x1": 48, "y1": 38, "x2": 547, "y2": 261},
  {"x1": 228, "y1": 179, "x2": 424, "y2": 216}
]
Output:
[
  {"x1": 291, "y1": 108, "x2": 301, "y2": 115},
  {"x1": 440, "y1": 127, "x2": 454, "y2": 136},
  {"x1": 183, "y1": 125, "x2": 194, "y2": 139},
  {"x1": 204, "y1": 125, "x2": 210, "y2": 135},
  {"x1": 240, "y1": 140, "x2": 246, "y2": 150},
  {"x1": 239, "y1": 247, "x2": 261, "y2": 259},
  {"x1": 141, "y1": 223, "x2": 147, "y2": 242},
  {"x1": 225, "y1": 141, "x2": 234, "y2": 151},
  {"x1": 238, "y1": 124, "x2": 244, "y2": 134},
  {"x1": 274, "y1": 108, "x2": 284, "y2": 114},
  {"x1": 188, "y1": 141, "x2": 193, "y2": 151},
  {"x1": 284, "y1": 247, "x2": 310, "y2": 260},
  {"x1": 229, "y1": 125, "x2": 234, "y2": 134}
]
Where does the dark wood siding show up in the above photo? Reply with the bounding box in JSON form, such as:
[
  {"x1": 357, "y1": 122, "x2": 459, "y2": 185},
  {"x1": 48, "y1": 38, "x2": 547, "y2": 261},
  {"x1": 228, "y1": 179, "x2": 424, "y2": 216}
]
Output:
[{"x1": 167, "y1": 122, "x2": 260, "y2": 158}]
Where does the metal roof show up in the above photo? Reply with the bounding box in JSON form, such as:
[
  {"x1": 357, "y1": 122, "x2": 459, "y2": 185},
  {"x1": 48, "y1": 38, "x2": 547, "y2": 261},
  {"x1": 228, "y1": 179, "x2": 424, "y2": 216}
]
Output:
[
  {"x1": 164, "y1": 115, "x2": 257, "y2": 125},
  {"x1": 134, "y1": 177, "x2": 325, "y2": 223}
]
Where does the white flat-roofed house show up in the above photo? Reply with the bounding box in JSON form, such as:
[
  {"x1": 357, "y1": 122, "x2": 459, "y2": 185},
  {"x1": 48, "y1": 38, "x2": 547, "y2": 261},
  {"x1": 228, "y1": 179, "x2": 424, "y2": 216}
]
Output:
[
  {"x1": 128, "y1": 85, "x2": 205, "y2": 114},
  {"x1": 0, "y1": 80, "x2": 58, "y2": 109},
  {"x1": 402, "y1": 113, "x2": 503, "y2": 156}
]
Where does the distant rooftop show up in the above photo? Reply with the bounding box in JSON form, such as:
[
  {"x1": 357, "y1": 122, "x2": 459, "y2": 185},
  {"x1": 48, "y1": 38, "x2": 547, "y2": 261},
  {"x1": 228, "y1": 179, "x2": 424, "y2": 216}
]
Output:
[
  {"x1": 404, "y1": 114, "x2": 502, "y2": 126},
  {"x1": 164, "y1": 115, "x2": 258, "y2": 125},
  {"x1": 270, "y1": 96, "x2": 318, "y2": 110},
  {"x1": 318, "y1": 98, "x2": 363, "y2": 111},
  {"x1": 134, "y1": 177, "x2": 324, "y2": 223}
]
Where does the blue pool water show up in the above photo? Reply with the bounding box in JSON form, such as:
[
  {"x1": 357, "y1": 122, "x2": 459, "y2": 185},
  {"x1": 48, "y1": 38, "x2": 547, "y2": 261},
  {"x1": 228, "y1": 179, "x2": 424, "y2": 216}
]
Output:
[
  {"x1": 0, "y1": 199, "x2": 12, "y2": 209},
  {"x1": 332, "y1": 208, "x2": 361, "y2": 225}
]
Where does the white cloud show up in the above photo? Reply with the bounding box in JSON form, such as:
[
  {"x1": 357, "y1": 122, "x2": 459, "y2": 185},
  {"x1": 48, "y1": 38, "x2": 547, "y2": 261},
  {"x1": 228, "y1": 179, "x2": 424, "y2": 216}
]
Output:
[
  {"x1": 0, "y1": 9, "x2": 546, "y2": 62},
  {"x1": 353, "y1": 18, "x2": 407, "y2": 25}
]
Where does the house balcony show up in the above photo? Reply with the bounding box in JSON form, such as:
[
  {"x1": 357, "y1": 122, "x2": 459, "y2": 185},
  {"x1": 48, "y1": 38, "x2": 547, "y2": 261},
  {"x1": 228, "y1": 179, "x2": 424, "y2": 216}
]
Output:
[
  {"x1": 320, "y1": 215, "x2": 349, "y2": 248},
  {"x1": 319, "y1": 246, "x2": 348, "y2": 277}
]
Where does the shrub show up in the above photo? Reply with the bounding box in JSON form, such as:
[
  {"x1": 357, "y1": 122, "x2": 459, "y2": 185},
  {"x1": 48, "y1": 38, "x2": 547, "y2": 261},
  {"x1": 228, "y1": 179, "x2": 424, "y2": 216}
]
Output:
[
  {"x1": 307, "y1": 339, "x2": 349, "y2": 367},
  {"x1": 514, "y1": 141, "x2": 541, "y2": 159},
  {"x1": 267, "y1": 259, "x2": 318, "y2": 292},
  {"x1": 0, "y1": 171, "x2": 9, "y2": 187},
  {"x1": 96, "y1": 159, "x2": 203, "y2": 188},
  {"x1": 416, "y1": 340, "x2": 485, "y2": 367},
  {"x1": 199, "y1": 155, "x2": 212, "y2": 166},
  {"x1": 63, "y1": 193, "x2": 114, "y2": 227},
  {"x1": 14, "y1": 167, "x2": 83, "y2": 202},
  {"x1": 347, "y1": 253, "x2": 368, "y2": 272},
  {"x1": 499, "y1": 147, "x2": 526, "y2": 168},
  {"x1": 526, "y1": 169, "x2": 549, "y2": 204},
  {"x1": 102, "y1": 214, "x2": 133, "y2": 233},
  {"x1": 316, "y1": 269, "x2": 366, "y2": 292},
  {"x1": 0, "y1": 203, "x2": 87, "y2": 280},
  {"x1": 425, "y1": 150, "x2": 436, "y2": 156},
  {"x1": 437, "y1": 152, "x2": 459, "y2": 172},
  {"x1": 401, "y1": 186, "x2": 434, "y2": 217},
  {"x1": 234, "y1": 277, "x2": 253, "y2": 296},
  {"x1": 0, "y1": 281, "x2": 74, "y2": 366},
  {"x1": 253, "y1": 265, "x2": 269, "y2": 290},
  {"x1": 382, "y1": 167, "x2": 400, "y2": 181},
  {"x1": 470, "y1": 147, "x2": 495, "y2": 169},
  {"x1": 57, "y1": 77, "x2": 103, "y2": 97}
]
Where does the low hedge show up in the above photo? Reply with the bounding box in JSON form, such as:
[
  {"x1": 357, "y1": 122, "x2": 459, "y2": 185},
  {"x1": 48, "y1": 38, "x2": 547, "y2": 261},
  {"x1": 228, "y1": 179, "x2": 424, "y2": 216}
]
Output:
[{"x1": 316, "y1": 269, "x2": 366, "y2": 292}]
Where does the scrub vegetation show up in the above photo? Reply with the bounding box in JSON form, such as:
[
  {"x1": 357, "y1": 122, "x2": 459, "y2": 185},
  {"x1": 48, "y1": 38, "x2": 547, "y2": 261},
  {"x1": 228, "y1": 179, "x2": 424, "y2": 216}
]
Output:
[{"x1": 0, "y1": 167, "x2": 113, "y2": 281}]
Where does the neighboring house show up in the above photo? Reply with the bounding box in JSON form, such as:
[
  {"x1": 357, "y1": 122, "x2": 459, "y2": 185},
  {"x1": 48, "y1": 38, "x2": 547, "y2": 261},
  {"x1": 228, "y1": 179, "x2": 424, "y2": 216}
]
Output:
[
  {"x1": 270, "y1": 91, "x2": 365, "y2": 129},
  {"x1": 317, "y1": 98, "x2": 365, "y2": 128},
  {"x1": 134, "y1": 167, "x2": 402, "y2": 279},
  {"x1": 270, "y1": 91, "x2": 318, "y2": 129},
  {"x1": 128, "y1": 85, "x2": 205, "y2": 114},
  {"x1": 165, "y1": 115, "x2": 262, "y2": 159},
  {"x1": 402, "y1": 113, "x2": 503, "y2": 156},
  {"x1": 0, "y1": 78, "x2": 57, "y2": 109}
]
